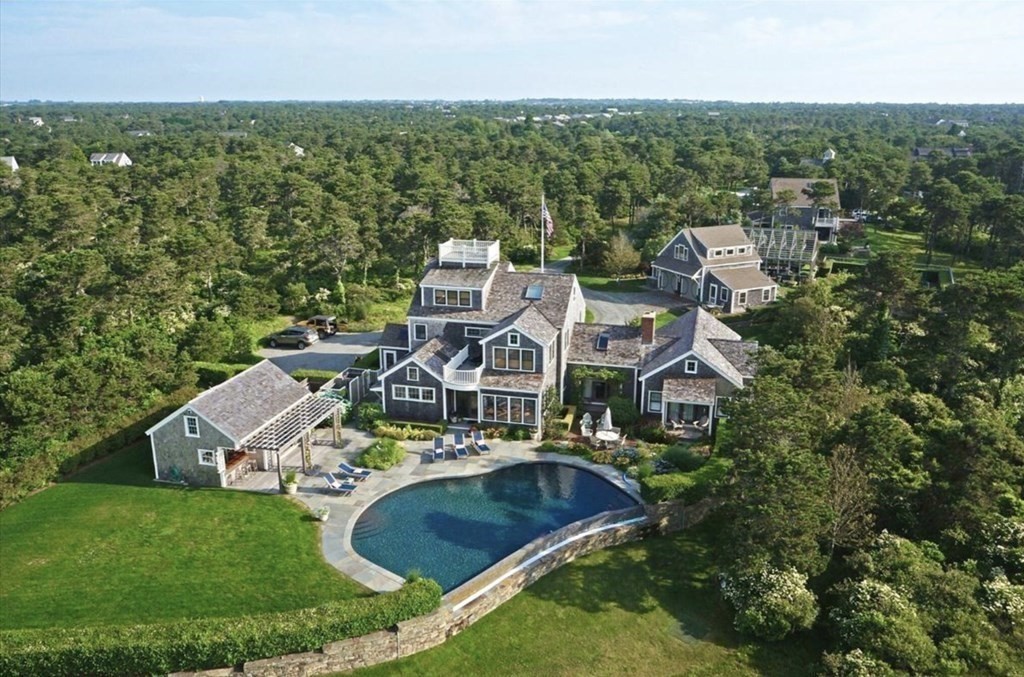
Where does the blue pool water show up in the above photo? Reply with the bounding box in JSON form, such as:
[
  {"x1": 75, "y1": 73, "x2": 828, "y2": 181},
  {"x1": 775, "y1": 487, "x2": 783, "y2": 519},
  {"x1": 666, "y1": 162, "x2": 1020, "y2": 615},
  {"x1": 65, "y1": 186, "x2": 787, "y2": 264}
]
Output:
[{"x1": 351, "y1": 462, "x2": 638, "y2": 591}]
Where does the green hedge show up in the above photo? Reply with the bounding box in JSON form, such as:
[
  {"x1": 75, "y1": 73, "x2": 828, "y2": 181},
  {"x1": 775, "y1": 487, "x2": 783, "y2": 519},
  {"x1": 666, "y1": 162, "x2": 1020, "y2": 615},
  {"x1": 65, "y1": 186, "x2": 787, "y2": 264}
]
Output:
[
  {"x1": 0, "y1": 579, "x2": 442, "y2": 676},
  {"x1": 0, "y1": 387, "x2": 198, "y2": 509},
  {"x1": 193, "y1": 361, "x2": 253, "y2": 388},
  {"x1": 640, "y1": 456, "x2": 732, "y2": 503},
  {"x1": 290, "y1": 368, "x2": 339, "y2": 383},
  {"x1": 356, "y1": 438, "x2": 407, "y2": 470}
]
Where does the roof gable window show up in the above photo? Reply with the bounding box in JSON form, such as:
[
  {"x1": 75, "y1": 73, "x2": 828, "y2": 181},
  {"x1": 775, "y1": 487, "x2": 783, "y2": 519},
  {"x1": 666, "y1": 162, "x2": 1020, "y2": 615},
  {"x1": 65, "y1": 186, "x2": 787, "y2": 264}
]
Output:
[
  {"x1": 684, "y1": 359, "x2": 699, "y2": 374},
  {"x1": 184, "y1": 415, "x2": 200, "y2": 438},
  {"x1": 508, "y1": 332, "x2": 520, "y2": 347},
  {"x1": 674, "y1": 244, "x2": 689, "y2": 261}
]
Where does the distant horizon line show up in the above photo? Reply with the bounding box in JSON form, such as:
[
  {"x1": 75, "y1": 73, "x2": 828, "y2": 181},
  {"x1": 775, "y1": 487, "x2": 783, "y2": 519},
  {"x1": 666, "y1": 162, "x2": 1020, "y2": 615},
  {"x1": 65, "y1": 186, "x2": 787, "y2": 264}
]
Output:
[{"x1": 2, "y1": 98, "x2": 1022, "y2": 107}]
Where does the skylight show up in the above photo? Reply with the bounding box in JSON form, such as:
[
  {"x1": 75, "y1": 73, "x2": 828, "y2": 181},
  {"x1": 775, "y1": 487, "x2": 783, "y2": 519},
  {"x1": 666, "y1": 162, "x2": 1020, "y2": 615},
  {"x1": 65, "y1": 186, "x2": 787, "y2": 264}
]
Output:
[
  {"x1": 595, "y1": 333, "x2": 609, "y2": 351},
  {"x1": 525, "y1": 284, "x2": 544, "y2": 300}
]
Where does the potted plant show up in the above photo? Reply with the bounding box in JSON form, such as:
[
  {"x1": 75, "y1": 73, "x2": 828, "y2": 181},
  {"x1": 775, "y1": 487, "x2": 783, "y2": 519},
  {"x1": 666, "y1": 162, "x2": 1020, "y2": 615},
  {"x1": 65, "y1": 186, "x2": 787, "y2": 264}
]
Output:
[
  {"x1": 283, "y1": 470, "x2": 298, "y2": 495},
  {"x1": 314, "y1": 506, "x2": 330, "y2": 522}
]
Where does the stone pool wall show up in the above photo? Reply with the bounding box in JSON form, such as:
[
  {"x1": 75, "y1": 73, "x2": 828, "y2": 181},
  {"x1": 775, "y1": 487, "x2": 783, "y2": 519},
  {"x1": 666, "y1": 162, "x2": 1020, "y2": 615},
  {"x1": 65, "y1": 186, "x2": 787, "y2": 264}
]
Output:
[{"x1": 176, "y1": 498, "x2": 716, "y2": 677}]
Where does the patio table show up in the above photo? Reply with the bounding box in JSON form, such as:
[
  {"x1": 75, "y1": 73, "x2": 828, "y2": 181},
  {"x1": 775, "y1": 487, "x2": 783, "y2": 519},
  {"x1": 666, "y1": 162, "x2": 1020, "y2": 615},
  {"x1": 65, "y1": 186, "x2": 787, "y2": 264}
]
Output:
[{"x1": 595, "y1": 430, "x2": 619, "y2": 443}]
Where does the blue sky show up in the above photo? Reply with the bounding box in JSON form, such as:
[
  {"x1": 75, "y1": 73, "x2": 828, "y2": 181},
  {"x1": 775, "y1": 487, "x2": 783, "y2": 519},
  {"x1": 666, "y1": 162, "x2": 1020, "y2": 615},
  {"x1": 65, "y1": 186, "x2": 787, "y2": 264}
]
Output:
[{"x1": 1, "y1": 0, "x2": 1021, "y2": 103}]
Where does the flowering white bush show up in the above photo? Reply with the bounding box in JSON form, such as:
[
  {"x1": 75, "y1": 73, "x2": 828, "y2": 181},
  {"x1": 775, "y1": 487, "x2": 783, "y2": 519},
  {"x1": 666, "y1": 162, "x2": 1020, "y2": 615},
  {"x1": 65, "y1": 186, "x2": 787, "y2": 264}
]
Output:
[
  {"x1": 720, "y1": 565, "x2": 818, "y2": 640},
  {"x1": 981, "y1": 571, "x2": 1024, "y2": 629}
]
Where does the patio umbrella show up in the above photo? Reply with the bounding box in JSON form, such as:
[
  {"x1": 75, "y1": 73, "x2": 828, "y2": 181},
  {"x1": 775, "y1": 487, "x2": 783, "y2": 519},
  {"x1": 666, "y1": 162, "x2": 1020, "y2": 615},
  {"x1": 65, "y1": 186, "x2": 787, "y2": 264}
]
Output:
[{"x1": 598, "y1": 407, "x2": 613, "y2": 431}]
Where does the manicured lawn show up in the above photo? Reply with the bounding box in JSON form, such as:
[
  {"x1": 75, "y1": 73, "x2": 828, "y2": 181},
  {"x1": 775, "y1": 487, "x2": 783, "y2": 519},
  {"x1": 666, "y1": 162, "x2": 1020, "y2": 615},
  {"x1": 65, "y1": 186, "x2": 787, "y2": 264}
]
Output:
[
  {"x1": 353, "y1": 520, "x2": 821, "y2": 677},
  {"x1": 574, "y1": 271, "x2": 650, "y2": 292},
  {"x1": 0, "y1": 442, "x2": 368, "y2": 630},
  {"x1": 353, "y1": 348, "x2": 381, "y2": 370},
  {"x1": 851, "y1": 226, "x2": 982, "y2": 276},
  {"x1": 655, "y1": 308, "x2": 684, "y2": 328}
]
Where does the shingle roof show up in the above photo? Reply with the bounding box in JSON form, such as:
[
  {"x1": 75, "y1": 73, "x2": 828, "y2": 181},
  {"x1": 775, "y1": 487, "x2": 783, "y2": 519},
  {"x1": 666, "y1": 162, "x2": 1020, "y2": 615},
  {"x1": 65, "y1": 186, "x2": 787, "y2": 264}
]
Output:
[
  {"x1": 710, "y1": 266, "x2": 776, "y2": 291},
  {"x1": 709, "y1": 339, "x2": 759, "y2": 379},
  {"x1": 568, "y1": 323, "x2": 672, "y2": 368},
  {"x1": 662, "y1": 377, "x2": 717, "y2": 404},
  {"x1": 421, "y1": 262, "x2": 500, "y2": 289},
  {"x1": 489, "y1": 305, "x2": 558, "y2": 344},
  {"x1": 690, "y1": 224, "x2": 755, "y2": 250},
  {"x1": 769, "y1": 177, "x2": 840, "y2": 208},
  {"x1": 408, "y1": 263, "x2": 578, "y2": 330},
  {"x1": 640, "y1": 308, "x2": 749, "y2": 386},
  {"x1": 478, "y1": 369, "x2": 546, "y2": 392},
  {"x1": 411, "y1": 337, "x2": 462, "y2": 378},
  {"x1": 380, "y1": 323, "x2": 409, "y2": 348},
  {"x1": 651, "y1": 226, "x2": 761, "y2": 277},
  {"x1": 188, "y1": 360, "x2": 310, "y2": 442}
]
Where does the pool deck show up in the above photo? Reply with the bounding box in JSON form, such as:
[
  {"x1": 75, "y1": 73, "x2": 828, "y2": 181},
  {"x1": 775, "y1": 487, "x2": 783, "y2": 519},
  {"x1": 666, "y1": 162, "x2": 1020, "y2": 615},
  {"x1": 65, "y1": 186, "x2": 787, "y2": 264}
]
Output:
[{"x1": 284, "y1": 427, "x2": 643, "y2": 593}]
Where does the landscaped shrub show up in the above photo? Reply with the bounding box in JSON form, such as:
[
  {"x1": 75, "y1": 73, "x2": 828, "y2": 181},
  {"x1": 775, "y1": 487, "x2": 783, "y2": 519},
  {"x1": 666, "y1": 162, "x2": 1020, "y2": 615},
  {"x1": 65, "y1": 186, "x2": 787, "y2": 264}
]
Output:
[
  {"x1": 607, "y1": 395, "x2": 640, "y2": 428},
  {"x1": 193, "y1": 361, "x2": 253, "y2": 388},
  {"x1": 0, "y1": 579, "x2": 442, "y2": 676},
  {"x1": 639, "y1": 456, "x2": 732, "y2": 503},
  {"x1": 637, "y1": 424, "x2": 671, "y2": 444},
  {"x1": 355, "y1": 438, "x2": 406, "y2": 470},
  {"x1": 355, "y1": 402, "x2": 387, "y2": 430},
  {"x1": 720, "y1": 566, "x2": 819, "y2": 640},
  {"x1": 374, "y1": 423, "x2": 436, "y2": 442},
  {"x1": 536, "y1": 441, "x2": 561, "y2": 453},
  {"x1": 505, "y1": 425, "x2": 533, "y2": 441},
  {"x1": 662, "y1": 444, "x2": 707, "y2": 472},
  {"x1": 290, "y1": 368, "x2": 339, "y2": 385},
  {"x1": 590, "y1": 450, "x2": 614, "y2": 465}
]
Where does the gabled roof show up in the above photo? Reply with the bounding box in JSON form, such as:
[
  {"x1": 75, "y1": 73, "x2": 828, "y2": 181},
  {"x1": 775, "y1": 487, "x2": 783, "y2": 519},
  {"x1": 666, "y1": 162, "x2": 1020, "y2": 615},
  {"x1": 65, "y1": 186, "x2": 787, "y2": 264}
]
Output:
[
  {"x1": 709, "y1": 266, "x2": 776, "y2": 291},
  {"x1": 420, "y1": 261, "x2": 500, "y2": 289},
  {"x1": 379, "y1": 336, "x2": 461, "y2": 382},
  {"x1": 567, "y1": 323, "x2": 670, "y2": 368},
  {"x1": 147, "y1": 360, "x2": 310, "y2": 443},
  {"x1": 380, "y1": 322, "x2": 409, "y2": 349},
  {"x1": 482, "y1": 305, "x2": 558, "y2": 345},
  {"x1": 640, "y1": 308, "x2": 753, "y2": 387},
  {"x1": 769, "y1": 177, "x2": 840, "y2": 208},
  {"x1": 651, "y1": 225, "x2": 761, "y2": 277}
]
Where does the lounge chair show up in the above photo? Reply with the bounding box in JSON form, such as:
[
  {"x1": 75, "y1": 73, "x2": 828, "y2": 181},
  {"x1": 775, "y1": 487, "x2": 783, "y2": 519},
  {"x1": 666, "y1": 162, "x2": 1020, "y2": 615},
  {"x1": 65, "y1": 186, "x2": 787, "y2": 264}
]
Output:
[
  {"x1": 432, "y1": 436, "x2": 446, "y2": 462},
  {"x1": 694, "y1": 415, "x2": 710, "y2": 431},
  {"x1": 453, "y1": 433, "x2": 469, "y2": 459},
  {"x1": 471, "y1": 430, "x2": 491, "y2": 454},
  {"x1": 668, "y1": 419, "x2": 684, "y2": 431},
  {"x1": 323, "y1": 473, "x2": 358, "y2": 495},
  {"x1": 337, "y1": 461, "x2": 372, "y2": 481}
]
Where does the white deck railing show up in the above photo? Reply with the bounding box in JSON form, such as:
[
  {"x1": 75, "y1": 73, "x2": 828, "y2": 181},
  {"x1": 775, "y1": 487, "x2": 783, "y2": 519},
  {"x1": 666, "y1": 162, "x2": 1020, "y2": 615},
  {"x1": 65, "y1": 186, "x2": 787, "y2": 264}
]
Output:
[{"x1": 438, "y1": 239, "x2": 499, "y2": 267}]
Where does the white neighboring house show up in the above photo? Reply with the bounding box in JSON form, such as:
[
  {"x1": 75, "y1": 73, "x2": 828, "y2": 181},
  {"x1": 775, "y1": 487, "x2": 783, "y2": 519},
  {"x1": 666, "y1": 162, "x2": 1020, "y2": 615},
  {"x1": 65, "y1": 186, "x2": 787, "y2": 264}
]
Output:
[
  {"x1": 27, "y1": 117, "x2": 44, "y2": 127},
  {"x1": 90, "y1": 152, "x2": 133, "y2": 167},
  {"x1": 288, "y1": 143, "x2": 305, "y2": 157},
  {"x1": 1, "y1": 156, "x2": 18, "y2": 173}
]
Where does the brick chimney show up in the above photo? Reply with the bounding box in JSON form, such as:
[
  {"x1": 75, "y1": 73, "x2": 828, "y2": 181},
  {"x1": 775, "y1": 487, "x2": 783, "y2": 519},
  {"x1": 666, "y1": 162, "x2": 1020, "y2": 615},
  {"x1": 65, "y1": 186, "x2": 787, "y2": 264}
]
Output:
[{"x1": 640, "y1": 312, "x2": 656, "y2": 345}]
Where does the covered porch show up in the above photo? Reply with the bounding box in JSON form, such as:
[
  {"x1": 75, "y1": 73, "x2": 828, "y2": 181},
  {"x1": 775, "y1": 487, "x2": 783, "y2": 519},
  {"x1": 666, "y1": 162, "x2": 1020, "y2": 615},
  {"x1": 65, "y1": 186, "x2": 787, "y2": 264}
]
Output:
[{"x1": 661, "y1": 377, "x2": 716, "y2": 437}]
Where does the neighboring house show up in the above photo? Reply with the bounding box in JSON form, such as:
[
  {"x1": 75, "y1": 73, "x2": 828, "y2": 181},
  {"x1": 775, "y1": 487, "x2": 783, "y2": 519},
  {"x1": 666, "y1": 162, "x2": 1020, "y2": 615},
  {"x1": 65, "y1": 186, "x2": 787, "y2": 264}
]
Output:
[
  {"x1": 146, "y1": 360, "x2": 346, "y2": 487},
  {"x1": 799, "y1": 148, "x2": 837, "y2": 168},
  {"x1": 766, "y1": 177, "x2": 841, "y2": 243},
  {"x1": 912, "y1": 146, "x2": 973, "y2": 160},
  {"x1": 90, "y1": 152, "x2": 133, "y2": 167},
  {"x1": 0, "y1": 156, "x2": 18, "y2": 172},
  {"x1": 650, "y1": 224, "x2": 778, "y2": 313},
  {"x1": 27, "y1": 116, "x2": 44, "y2": 127},
  {"x1": 288, "y1": 142, "x2": 305, "y2": 157},
  {"x1": 127, "y1": 130, "x2": 153, "y2": 137},
  {"x1": 567, "y1": 309, "x2": 757, "y2": 436},
  {"x1": 374, "y1": 239, "x2": 586, "y2": 429}
]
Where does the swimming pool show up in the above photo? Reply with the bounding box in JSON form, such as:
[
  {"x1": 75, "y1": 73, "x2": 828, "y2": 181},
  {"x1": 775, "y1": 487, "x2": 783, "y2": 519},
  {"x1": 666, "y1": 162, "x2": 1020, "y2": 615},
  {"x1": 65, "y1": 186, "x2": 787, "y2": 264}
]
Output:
[{"x1": 351, "y1": 462, "x2": 638, "y2": 591}]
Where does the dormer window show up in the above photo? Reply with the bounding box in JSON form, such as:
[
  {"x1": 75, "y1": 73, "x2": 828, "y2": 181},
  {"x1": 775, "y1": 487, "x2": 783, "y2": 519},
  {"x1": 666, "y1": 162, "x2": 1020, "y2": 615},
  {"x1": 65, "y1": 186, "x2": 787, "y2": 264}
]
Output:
[
  {"x1": 433, "y1": 289, "x2": 472, "y2": 307},
  {"x1": 508, "y1": 332, "x2": 520, "y2": 347},
  {"x1": 674, "y1": 245, "x2": 689, "y2": 261},
  {"x1": 725, "y1": 248, "x2": 735, "y2": 256}
]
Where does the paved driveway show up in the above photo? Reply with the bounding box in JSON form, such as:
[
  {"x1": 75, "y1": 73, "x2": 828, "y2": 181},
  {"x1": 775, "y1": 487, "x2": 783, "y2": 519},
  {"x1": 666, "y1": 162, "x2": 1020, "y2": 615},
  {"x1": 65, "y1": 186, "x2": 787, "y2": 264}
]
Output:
[
  {"x1": 259, "y1": 331, "x2": 381, "y2": 375},
  {"x1": 582, "y1": 288, "x2": 691, "y2": 326}
]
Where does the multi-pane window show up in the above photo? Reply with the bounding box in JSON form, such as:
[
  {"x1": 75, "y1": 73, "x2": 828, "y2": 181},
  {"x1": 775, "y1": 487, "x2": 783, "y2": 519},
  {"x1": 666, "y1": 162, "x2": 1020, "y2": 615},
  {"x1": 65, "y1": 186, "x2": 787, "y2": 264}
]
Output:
[
  {"x1": 674, "y1": 244, "x2": 689, "y2": 261},
  {"x1": 413, "y1": 323, "x2": 427, "y2": 341},
  {"x1": 481, "y1": 395, "x2": 538, "y2": 425},
  {"x1": 433, "y1": 289, "x2": 472, "y2": 307},
  {"x1": 407, "y1": 367, "x2": 419, "y2": 381},
  {"x1": 762, "y1": 288, "x2": 772, "y2": 301},
  {"x1": 184, "y1": 415, "x2": 200, "y2": 438},
  {"x1": 684, "y1": 359, "x2": 698, "y2": 374},
  {"x1": 392, "y1": 385, "x2": 435, "y2": 402},
  {"x1": 648, "y1": 391, "x2": 663, "y2": 413},
  {"x1": 493, "y1": 347, "x2": 535, "y2": 371},
  {"x1": 465, "y1": 326, "x2": 488, "y2": 338},
  {"x1": 737, "y1": 291, "x2": 748, "y2": 305},
  {"x1": 197, "y1": 449, "x2": 216, "y2": 466},
  {"x1": 508, "y1": 332, "x2": 520, "y2": 346}
]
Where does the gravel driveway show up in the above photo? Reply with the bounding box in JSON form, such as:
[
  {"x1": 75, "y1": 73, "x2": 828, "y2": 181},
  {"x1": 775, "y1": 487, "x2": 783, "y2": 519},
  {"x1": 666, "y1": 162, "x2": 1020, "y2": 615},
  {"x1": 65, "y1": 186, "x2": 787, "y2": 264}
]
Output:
[
  {"x1": 259, "y1": 331, "x2": 381, "y2": 375},
  {"x1": 582, "y1": 289, "x2": 691, "y2": 326}
]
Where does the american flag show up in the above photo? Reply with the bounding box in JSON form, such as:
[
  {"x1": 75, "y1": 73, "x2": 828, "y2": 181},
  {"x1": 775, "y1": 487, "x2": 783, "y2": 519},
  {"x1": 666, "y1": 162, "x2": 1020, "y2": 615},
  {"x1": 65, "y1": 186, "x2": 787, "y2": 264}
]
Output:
[{"x1": 541, "y1": 199, "x2": 554, "y2": 238}]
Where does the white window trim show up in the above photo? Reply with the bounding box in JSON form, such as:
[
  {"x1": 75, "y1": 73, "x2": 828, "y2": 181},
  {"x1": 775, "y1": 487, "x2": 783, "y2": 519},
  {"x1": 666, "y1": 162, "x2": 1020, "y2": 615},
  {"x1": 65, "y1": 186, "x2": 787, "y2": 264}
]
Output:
[
  {"x1": 492, "y1": 346, "x2": 536, "y2": 372},
  {"x1": 715, "y1": 396, "x2": 731, "y2": 418},
  {"x1": 392, "y1": 385, "x2": 435, "y2": 403},
  {"x1": 737, "y1": 291, "x2": 748, "y2": 305},
  {"x1": 413, "y1": 323, "x2": 427, "y2": 341},
  {"x1": 684, "y1": 359, "x2": 699, "y2": 374},
  {"x1": 762, "y1": 288, "x2": 772, "y2": 301},
  {"x1": 432, "y1": 287, "x2": 473, "y2": 307},
  {"x1": 197, "y1": 448, "x2": 217, "y2": 466},
  {"x1": 725, "y1": 248, "x2": 735, "y2": 256},
  {"x1": 674, "y1": 244, "x2": 689, "y2": 261},
  {"x1": 184, "y1": 415, "x2": 200, "y2": 438},
  {"x1": 648, "y1": 390, "x2": 663, "y2": 413},
  {"x1": 465, "y1": 326, "x2": 487, "y2": 338},
  {"x1": 508, "y1": 332, "x2": 520, "y2": 347},
  {"x1": 407, "y1": 366, "x2": 419, "y2": 381},
  {"x1": 709, "y1": 283, "x2": 718, "y2": 304},
  {"x1": 721, "y1": 288, "x2": 730, "y2": 301},
  {"x1": 481, "y1": 394, "x2": 538, "y2": 425}
]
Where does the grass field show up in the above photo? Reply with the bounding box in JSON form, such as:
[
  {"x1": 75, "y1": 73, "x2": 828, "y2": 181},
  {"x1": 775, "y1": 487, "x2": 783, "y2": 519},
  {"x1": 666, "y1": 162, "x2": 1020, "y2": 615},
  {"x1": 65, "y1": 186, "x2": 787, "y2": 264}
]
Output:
[
  {"x1": 0, "y1": 442, "x2": 368, "y2": 630},
  {"x1": 852, "y1": 226, "x2": 982, "y2": 275},
  {"x1": 573, "y1": 271, "x2": 650, "y2": 292},
  {"x1": 352, "y1": 519, "x2": 821, "y2": 677},
  {"x1": 347, "y1": 297, "x2": 409, "y2": 333}
]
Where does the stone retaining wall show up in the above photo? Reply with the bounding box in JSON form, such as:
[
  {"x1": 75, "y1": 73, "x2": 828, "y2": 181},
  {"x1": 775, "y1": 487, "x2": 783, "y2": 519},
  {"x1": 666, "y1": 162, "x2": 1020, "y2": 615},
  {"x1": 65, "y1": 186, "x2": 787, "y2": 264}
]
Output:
[{"x1": 177, "y1": 498, "x2": 716, "y2": 677}]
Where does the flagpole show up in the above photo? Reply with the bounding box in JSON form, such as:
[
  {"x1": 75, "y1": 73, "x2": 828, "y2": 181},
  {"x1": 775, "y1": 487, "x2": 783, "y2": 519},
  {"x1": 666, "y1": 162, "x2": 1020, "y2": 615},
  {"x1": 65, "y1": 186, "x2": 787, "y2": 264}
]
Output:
[{"x1": 540, "y1": 194, "x2": 546, "y2": 273}]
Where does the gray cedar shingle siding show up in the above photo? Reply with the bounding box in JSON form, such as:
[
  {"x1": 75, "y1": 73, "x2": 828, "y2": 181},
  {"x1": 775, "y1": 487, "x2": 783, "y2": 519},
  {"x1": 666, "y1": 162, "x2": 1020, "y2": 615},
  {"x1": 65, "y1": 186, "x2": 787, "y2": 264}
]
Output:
[
  {"x1": 565, "y1": 364, "x2": 636, "y2": 403},
  {"x1": 484, "y1": 327, "x2": 544, "y2": 372},
  {"x1": 189, "y1": 360, "x2": 309, "y2": 442},
  {"x1": 150, "y1": 411, "x2": 236, "y2": 487},
  {"x1": 385, "y1": 362, "x2": 444, "y2": 422}
]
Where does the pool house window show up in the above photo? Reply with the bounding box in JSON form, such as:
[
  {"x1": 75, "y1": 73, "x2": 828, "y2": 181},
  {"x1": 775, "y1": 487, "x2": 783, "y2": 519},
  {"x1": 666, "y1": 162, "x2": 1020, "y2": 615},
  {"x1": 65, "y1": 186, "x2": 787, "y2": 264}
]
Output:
[
  {"x1": 184, "y1": 415, "x2": 200, "y2": 438},
  {"x1": 492, "y1": 347, "x2": 535, "y2": 372},
  {"x1": 648, "y1": 391, "x2": 663, "y2": 413},
  {"x1": 392, "y1": 385, "x2": 435, "y2": 403},
  {"x1": 197, "y1": 449, "x2": 217, "y2": 466},
  {"x1": 481, "y1": 395, "x2": 537, "y2": 425}
]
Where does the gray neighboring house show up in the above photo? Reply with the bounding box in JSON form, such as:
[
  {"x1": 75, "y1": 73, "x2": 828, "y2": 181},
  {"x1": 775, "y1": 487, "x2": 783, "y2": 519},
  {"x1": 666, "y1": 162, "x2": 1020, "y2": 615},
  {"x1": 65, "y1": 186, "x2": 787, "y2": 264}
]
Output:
[
  {"x1": 650, "y1": 224, "x2": 777, "y2": 313},
  {"x1": 90, "y1": 152, "x2": 133, "y2": 167},
  {"x1": 146, "y1": 360, "x2": 345, "y2": 487},
  {"x1": 765, "y1": 177, "x2": 841, "y2": 242},
  {"x1": 567, "y1": 309, "x2": 757, "y2": 436},
  {"x1": 0, "y1": 156, "x2": 18, "y2": 172},
  {"x1": 374, "y1": 239, "x2": 586, "y2": 429}
]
